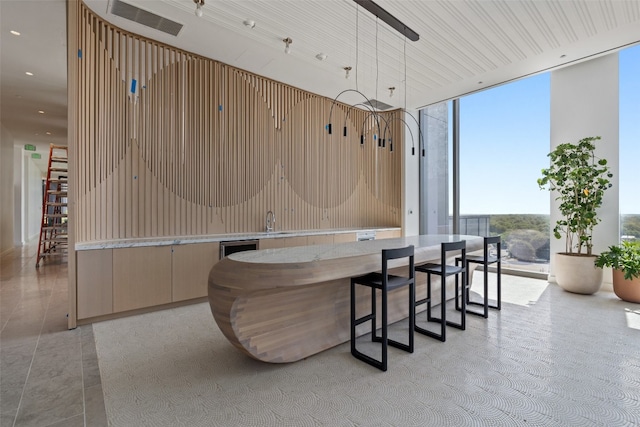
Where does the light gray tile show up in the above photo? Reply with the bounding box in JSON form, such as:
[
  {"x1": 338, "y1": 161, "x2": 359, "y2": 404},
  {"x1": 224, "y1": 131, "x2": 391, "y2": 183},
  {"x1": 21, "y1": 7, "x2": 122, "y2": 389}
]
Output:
[
  {"x1": 0, "y1": 410, "x2": 16, "y2": 427},
  {"x1": 0, "y1": 343, "x2": 35, "y2": 413},
  {"x1": 14, "y1": 381, "x2": 83, "y2": 427},
  {"x1": 85, "y1": 384, "x2": 108, "y2": 427},
  {"x1": 44, "y1": 414, "x2": 85, "y2": 427}
]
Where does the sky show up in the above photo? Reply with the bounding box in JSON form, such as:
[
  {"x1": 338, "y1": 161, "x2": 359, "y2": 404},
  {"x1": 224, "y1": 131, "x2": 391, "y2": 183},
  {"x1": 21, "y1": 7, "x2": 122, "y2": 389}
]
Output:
[{"x1": 453, "y1": 44, "x2": 640, "y2": 216}]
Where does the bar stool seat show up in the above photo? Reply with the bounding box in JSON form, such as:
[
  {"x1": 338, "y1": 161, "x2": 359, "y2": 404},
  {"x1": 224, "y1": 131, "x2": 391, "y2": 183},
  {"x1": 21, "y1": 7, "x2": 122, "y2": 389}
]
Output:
[
  {"x1": 350, "y1": 245, "x2": 415, "y2": 372},
  {"x1": 414, "y1": 240, "x2": 466, "y2": 342},
  {"x1": 455, "y1": 235, "x2": 502, "y2": 318}
]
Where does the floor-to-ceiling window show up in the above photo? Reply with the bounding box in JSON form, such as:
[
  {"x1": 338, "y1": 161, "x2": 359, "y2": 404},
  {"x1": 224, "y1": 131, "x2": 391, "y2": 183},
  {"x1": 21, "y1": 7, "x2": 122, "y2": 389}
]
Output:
[
  {"x1": 420, "y1": 74, "x2": 551, "y2": 275},
  {"x1": 620, "y1": 44, "x2": 640, "y2": 242},
  {"x1": 459, "y1": 74, "x2": 551, "y2": 275}
]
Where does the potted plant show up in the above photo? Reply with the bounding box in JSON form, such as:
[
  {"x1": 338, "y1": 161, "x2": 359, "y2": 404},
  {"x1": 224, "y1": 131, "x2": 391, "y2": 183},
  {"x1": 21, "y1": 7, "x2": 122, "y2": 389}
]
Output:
[
  {"x1": 595, "y1": 241, "x2": 640, "y2": 303},
  {"x1": 538, "y1": 136, "x2": 613, "y2": 294}
]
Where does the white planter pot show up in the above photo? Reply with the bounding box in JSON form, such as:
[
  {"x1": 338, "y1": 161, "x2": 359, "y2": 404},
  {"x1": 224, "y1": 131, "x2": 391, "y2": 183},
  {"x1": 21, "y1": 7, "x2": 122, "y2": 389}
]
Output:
[{"x1": 555, "y1": 252, "x2": 603, "y2": 295}]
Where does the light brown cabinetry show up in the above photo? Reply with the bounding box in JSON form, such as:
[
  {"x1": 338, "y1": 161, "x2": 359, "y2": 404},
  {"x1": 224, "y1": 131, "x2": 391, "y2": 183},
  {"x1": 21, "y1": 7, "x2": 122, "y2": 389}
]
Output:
[
  {"x1": 172, "y1": 242, "x2": 219, "y2": 302},
  {"x1": 308, "y1": 234, "x2": 334, "y2": 245},
  {"x1": 376, "y1": 230, "x2": 402, "y2": 239},
  {"x1": 77, "y1": 249, "x2": 113, "y2": 319},
  {"x1": 283, "y1": 236, "x2": 308, "y2": 247},
  {"x1": 113, "y1": 246, "x2": 172, "y2": 312},
  {"x1": 259, "y1": 238, "x2": 285, "y2": 249},
  {"x1": 334, "y1": 232, "x2": 357, "y2": 243}
]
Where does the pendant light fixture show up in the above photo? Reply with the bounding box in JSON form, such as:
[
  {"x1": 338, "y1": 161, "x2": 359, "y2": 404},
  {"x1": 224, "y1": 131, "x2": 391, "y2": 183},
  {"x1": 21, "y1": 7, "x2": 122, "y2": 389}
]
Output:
[{"x1": 326, "y1": 0, "x2": 424, "y2": 157}]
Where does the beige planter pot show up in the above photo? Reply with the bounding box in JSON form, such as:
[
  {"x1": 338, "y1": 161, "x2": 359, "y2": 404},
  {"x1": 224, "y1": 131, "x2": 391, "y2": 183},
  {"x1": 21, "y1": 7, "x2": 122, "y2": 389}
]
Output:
[
  {"x1": 555, "y1": 253, "x2": 603, "y2": 295},
  {"x1": 612, "y1": 269, "x2": 640, "y2": 303}
]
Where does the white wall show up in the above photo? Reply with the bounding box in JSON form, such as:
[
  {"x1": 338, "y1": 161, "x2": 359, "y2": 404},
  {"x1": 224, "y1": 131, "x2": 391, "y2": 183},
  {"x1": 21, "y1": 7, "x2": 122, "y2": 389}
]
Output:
[
  {"x1": 14, "y1": 146, "x2": 23, "y2": 245},
  {"x1": 549, "y1": 53, "x2": 620, "y2": 286},
  {"x1": 24, "y1": 155, "x2": 43, "y2": 242},
  {"x1": 0, "y1": 124, "x2": 15, "y2": 254},
  {"x1": 403, "y1": 110, "x2": 420, "y2": 236}
]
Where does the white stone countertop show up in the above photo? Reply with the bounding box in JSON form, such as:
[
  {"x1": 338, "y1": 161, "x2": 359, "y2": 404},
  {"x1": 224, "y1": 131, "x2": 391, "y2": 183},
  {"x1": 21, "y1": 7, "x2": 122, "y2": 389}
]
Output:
[
  {"x1": 74, "y1": 227, "x2": 401, "y2": 250},
  {"x1": 229, "y1": 234, "x2": 483, "y2": 264}
]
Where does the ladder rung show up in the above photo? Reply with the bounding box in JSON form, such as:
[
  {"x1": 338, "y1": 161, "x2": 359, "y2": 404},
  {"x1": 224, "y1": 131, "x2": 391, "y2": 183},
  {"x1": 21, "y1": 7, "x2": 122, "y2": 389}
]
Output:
[
  {"x1": 46, "y1": 202, "x2": 67, "y2": 206},
  {"x1": 47, "y1": 191, "x2": 67, "y2": 195},
  {"x1": 51, "y1": 157, "x2": 68, "y2": 162},
  {"x1": 44, "y1": 213, "x2": 67, "y2": 218},
  {"x1": 39, "y1": 251, "x2": 68, "y2": 257},
  {"x1": 50, "y1": 168, "x2": 68, "y2": 173}
]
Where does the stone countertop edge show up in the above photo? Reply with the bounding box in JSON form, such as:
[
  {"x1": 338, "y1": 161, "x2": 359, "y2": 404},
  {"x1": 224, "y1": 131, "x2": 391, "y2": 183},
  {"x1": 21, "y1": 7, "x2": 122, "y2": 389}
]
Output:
[{"x1": 74, "y1": 227, "x2": 402, "y2": 250}]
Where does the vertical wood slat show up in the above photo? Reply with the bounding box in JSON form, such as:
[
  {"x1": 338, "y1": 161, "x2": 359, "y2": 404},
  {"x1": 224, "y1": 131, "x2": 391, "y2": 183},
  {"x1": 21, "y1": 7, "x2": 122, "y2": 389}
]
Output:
[{"x1": 74, "y1": 4, "x2": 403, "y2": 244}]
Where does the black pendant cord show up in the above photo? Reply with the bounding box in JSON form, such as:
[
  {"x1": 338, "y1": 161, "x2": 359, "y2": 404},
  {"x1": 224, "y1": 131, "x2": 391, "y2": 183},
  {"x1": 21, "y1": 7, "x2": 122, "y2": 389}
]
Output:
[
  {"x1": 355, "y1": 5, "x2": 359, "y2": 93},
  {"x1": 403, "y1": 29, "x2": 423, "y2": 156},
  {"x1": 382, "y1": 115, "x2": 416, "y2": 153},
  {"x1": 360, "y1": 110, "x2": 389, "y2": 147},
  {"x1": 327, "y1": 89, "x2": 381, "y2": 139}
]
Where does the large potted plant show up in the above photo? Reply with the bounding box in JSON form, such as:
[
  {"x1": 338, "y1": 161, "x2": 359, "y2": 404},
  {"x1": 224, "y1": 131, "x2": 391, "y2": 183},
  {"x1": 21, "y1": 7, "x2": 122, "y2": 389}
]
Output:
[
  {"x1": 538, "y1": 136, "x2": 613, "y2": 294},
  {"x1": 595, "y1": 241, "x2": 640, "y2": 303}
]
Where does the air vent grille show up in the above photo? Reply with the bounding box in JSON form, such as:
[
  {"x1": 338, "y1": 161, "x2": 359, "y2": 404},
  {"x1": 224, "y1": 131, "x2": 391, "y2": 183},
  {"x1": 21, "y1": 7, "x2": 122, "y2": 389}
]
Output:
[
  {"x1": 110, "y1": 0, "x2": 183, "y2": 37},
  {"x1": 362, "y1": 99, "x2": 394, "y2": 111}
]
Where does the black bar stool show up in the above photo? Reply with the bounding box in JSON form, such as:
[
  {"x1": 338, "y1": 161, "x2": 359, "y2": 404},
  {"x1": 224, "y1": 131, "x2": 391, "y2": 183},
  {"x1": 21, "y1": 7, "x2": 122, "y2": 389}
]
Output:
[
  {"x1": 455, "y1": 236, "x2": 502, "y2": 318},
  {"x1": 414, "y1": 240, "x2": 467, "y2": 342},
  {"x1": 350, "y1": 245, "x2": 415, "y2": 372}
]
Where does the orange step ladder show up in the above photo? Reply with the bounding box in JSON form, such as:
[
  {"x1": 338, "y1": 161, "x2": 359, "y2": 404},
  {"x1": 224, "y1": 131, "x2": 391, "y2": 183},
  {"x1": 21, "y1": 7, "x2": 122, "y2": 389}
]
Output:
[{"x1": 36, "y1": 144, "x2": 68, "y2": 267}]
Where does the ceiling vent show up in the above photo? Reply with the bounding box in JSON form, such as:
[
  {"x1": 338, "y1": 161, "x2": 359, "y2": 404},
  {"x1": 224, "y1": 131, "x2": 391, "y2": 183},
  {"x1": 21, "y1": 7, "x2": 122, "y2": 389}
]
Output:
[
  {"x1": 109, "y1": 0, "x2": 183, "y2": 37},
  {"x1": 362, "y1": 99, "x2": 394, "y2": 111}
]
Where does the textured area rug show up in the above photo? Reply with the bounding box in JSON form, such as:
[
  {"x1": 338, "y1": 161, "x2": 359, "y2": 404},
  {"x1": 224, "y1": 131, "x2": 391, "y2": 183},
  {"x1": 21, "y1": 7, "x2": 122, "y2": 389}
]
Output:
[{"x1": 94, "y1": 276, "x2": 640, "y2": 426}]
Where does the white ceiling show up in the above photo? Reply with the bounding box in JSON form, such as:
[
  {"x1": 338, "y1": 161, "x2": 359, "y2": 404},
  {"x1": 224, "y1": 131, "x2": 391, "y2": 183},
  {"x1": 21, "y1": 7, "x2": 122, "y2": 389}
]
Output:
[{"x1": 2, "y1": 0, "x2": 640, "y2": 170}]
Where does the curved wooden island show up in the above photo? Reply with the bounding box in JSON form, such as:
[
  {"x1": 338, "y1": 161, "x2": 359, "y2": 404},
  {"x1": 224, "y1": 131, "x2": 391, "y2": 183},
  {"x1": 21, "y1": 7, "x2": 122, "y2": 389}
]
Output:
[{"x1": 208, "y1": 234, "x2": 483, "y2": 363}]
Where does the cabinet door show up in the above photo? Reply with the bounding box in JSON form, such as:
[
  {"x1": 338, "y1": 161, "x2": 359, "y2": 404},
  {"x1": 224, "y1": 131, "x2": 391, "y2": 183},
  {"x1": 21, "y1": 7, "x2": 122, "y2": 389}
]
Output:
[
  {"x1": 376, "y1": 229, "x2": 402, "y2": 239},
  {"x1": 113, "y1": 246, "x2": 172, "y2": 312},
  {"x1": 284, "y1": 236, "x2": 308, "y2": 247},
  {"x1": 308, "y1": 234, "x2": 333, "y2": 245},
  {"x1": 172, "y1": 242, "x2": 219, "y2": 302},
  {"x1": 77, "y1": 249, "x2": 113, "y2": 319},
  {"x1": 260, "y1": 238, "x2": 285, "y2": 249},
  {"x1": 334, "y1": 232, "x2": 357, "y2": 243}
]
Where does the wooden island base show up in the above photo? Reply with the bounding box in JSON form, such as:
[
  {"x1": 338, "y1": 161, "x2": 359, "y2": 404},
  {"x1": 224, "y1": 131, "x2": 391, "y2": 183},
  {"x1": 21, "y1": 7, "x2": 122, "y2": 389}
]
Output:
[{"x1": 208, "y1": 235, "x2": 483, "y2": 363}]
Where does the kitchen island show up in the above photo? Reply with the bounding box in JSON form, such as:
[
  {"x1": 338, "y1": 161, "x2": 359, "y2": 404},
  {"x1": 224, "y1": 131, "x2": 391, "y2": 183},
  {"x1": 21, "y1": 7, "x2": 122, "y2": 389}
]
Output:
[{"x1": 208, "y1": 234, "x2": 483, "y2": 363}]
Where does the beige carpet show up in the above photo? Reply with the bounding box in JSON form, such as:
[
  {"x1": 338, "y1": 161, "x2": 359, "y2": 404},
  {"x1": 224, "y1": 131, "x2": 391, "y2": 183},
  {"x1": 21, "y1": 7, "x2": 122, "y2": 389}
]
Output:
[{"x1": 94, "y1": 275, "x2": 640, "y2": 426}]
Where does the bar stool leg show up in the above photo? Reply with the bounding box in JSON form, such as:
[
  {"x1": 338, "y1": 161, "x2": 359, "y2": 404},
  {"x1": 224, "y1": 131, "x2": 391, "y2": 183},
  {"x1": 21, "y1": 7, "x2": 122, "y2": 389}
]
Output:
[{"x1": 439, "y1": 275, "x2": 446, "y2": 341}]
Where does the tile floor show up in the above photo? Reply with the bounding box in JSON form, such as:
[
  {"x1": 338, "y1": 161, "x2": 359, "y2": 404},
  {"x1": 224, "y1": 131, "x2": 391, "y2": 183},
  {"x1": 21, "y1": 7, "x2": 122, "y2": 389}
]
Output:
[
  {"x1": 3, "y1": 242, "x2": 640, "y2": 426},
  {"x1": 1, "y1": 243, "x2": 106, "y2": 427}
]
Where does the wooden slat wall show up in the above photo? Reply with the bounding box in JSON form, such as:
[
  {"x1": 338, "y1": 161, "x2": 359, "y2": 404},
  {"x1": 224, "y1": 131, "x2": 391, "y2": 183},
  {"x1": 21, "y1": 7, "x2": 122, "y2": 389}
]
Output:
[{"x1": 73, "y1": 4, "x2": 403, "y2": 243}]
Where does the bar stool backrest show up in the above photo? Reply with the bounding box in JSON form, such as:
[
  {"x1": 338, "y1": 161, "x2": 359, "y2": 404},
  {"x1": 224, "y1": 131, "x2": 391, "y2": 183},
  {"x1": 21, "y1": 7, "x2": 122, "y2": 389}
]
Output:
[
  {"x1": 441, "y1": 240, "x2": 466, "y2": 276},
  {"x1": 484, "y1": 236, "x2": 501, "y2": 264},
  {"x1": 382, "y1": 245, "x2": 415, "y2": 286}
]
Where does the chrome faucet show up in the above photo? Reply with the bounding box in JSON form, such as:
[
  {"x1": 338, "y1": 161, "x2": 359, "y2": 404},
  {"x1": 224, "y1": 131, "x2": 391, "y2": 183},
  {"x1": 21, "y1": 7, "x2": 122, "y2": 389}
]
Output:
[{"x1": 265, "y1": 210, "x2": 275, "y2": 233}]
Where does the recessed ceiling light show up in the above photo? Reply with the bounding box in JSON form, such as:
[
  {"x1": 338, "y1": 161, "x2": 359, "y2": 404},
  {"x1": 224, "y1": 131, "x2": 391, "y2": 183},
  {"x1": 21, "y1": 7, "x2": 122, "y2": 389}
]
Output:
[
  {"x1": 46, "y1": 131, "x2": 52, "y2": 135},
  {"x1": 243, "y1": 19, "x2": 255, "y2": 29},
  {"x1": 38, "y1": 110, "x2": 45, "y2": 114},
  {"x1": 560, "y1": 54, "x2": 567, "y2": 58},
  {"x1": 10, "y1": 30, "x2": 21, "y2": 36},
  {"x1": 25, "y1": 71, "x2": 34, "y2": 76},
  {"x1": 315, "y1": 53, "x2": 327, "y2": 61},
  {"x1": 478, "y1": 81, "x2": 483, "y2": 84}
]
